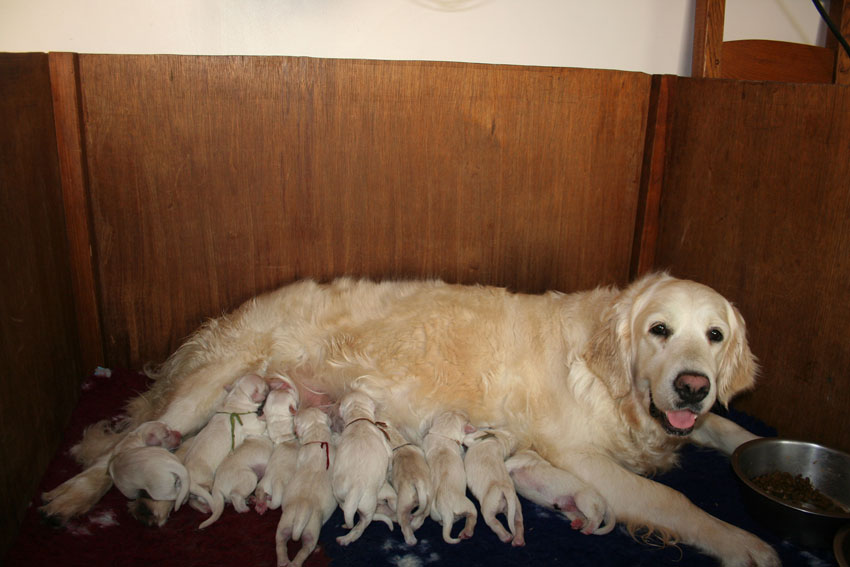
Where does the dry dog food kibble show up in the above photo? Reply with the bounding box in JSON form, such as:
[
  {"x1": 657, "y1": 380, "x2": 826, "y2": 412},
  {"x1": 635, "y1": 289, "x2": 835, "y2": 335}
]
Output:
[{"x1": 752, "y1": 471, "x2": 846, "y2": 513}]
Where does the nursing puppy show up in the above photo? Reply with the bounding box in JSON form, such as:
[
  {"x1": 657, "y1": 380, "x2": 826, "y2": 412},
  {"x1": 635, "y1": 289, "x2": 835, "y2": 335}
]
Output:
[
  {"x1": 463, "y1": 428, "x2": 525, "y2": 546},
  {"x1": 112, "y1": 421, "x2": 182, "y2": 454},
  {"x1": 424, "y1": 410, "x2": 477, "y2": 544},
  {"x1": 109, "y1": 445, "x2": 189, "y2": 507},
  {"x1": 254, "y1": 382, "x2": 300, "y2": 514},
  {"x1": 107, "y1": 421, "x2": 186, "y2": 505},
  {"x1": 383, "y1": 421, "x2": 432, "y2": 545},
  {"x1": 44, "y1": 274, "x2": 780, "y2": 567},
  {"x1": 276, "y1": 407, "x2": 337, "y2": 567},
  {"x1": 332, "y1": 390, "x2": 396, "y2": 546},
  {"x1": 506, "y1": 449, "x2": 614, "y2": 535},
  {"x1": 182, "y1": 373, "x2": 269, "y2": 511},
  {"x1": 199, "y1": 434, "x2": 273, "y2": 529}
]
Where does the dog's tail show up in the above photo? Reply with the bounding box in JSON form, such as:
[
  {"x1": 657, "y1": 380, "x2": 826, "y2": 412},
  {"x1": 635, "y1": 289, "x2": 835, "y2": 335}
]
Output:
[
  {"x1": 172, "y1": 462, "x2": 191, "y2": 512},
  {"x1": 198, "y1": 486, "x2": 225, "y2": 529}
]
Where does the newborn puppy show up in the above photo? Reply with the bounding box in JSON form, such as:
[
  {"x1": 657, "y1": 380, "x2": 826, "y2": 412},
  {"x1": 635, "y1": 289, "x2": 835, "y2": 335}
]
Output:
[
  {"x1": 463, "y1": 428, "x2": 525, "y2": 546},
  {"x1": 332, "y1": 390, "x2": 396, "y2": 546},
  {"x1": 182, "y1": 373, "x2": 269, "y2": 512},
  {"x1": 423, "y1": 410, "x2": 477, "y2": 544},
  {"x1": 383, "y1": 420, "x2": 432, "y2": 546},
  {"x1": 199, "y1": 434, "x2": 274, "y2": 529},
  {"x1": 276, "y1": 407, "x2": 337, "y2": 567},
  {"x1": 254, "y1": 381, "x2": 300, "y2": 514},
  {"x1": 111, "y1": 420, "x2": 182, "y2": 454},
  {"x1": 108, "y1": 446, "x2": 190, "y2": 508},
  {"x1": 126, "y1": 434, "x2": 198, "y2": 526},
  {"x1": 505, "y1": 449, "x2": 614, "y2": 535}
]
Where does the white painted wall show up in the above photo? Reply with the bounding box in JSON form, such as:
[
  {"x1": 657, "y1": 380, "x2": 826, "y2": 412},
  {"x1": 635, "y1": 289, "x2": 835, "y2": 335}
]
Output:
[{"x1": 0, "y1": 0, "x2": 831, "y2": 76}]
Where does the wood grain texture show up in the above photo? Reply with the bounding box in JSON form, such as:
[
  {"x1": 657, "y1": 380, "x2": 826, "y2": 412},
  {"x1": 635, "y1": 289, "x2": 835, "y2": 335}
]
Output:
[
  {"x1": 692, "y1": 0, "x2": 726, "y2": 78},
  {"x1": 0, "y1": 53, "x2": 82, "y2": 556},
  {"x1": 722, "y1": 40, "x2": 835, "y2": 84},
  {"x1": 631, "y1": 74, "x2": 676, "y2": 279},
  {"x1": 49, "y1": 52, "x2": 105, "y2": 373},
  {"x1": 655, "y1": 78, "x2": 850, "y2": 453},
  {"x1": 835, "y1": 0, "x2": 850, "y2": 85},
  {"x1": 76, "y1": 55, "x2": 651, "y2": 367}
]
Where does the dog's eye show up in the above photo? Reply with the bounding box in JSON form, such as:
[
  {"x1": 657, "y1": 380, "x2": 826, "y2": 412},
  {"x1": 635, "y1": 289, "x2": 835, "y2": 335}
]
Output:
[
  {"x1": 649, "y1": 323, "x2": 669, "y2": 338},
  {"x1": 707, "y1": 328, "x2": 724, "y2": 343}
]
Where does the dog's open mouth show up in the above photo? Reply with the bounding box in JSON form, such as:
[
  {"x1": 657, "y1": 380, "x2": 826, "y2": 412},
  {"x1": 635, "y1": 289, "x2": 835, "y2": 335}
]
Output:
[{"x1": 649, "y1": 394, "x2": 698, "y2": 436}]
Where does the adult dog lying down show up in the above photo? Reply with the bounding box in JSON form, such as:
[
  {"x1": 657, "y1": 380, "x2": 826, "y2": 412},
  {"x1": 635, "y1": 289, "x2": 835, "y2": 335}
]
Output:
[{"x1": 42, "y1": 272, "x2": 779, "y2": 566}]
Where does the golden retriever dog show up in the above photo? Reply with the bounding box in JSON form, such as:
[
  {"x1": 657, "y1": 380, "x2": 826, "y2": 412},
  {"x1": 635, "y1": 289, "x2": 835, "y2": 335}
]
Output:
[{"x1": 42, "y1": 272, "x2": 779, "y2": 566}]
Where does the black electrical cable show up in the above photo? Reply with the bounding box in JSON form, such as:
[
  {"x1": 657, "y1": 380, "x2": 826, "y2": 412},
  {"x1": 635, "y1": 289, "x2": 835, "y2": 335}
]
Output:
[{"x1": 812, "y1": 0, "x2": 850, "y2": 58}]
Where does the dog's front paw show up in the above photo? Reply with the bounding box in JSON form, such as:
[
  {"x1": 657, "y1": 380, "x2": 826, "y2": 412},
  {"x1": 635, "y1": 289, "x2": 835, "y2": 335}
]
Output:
[{"x1": 717, "y1": 530, "x2": 780, "y2": 567}]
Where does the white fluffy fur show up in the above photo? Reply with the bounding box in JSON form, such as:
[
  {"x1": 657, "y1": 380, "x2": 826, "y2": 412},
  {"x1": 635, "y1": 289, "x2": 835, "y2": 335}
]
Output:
[
  {"x1": 108, "y1": 446, "x2": 190, "y2": 507},
  {"x1": 462, "y1": 428, "x2": 525, "y2": 546},
  {"x1": 198, "y1": 434, "x2": 273, "y2": 529},
  {"x1": 505, "y1": 448, "x2": 613, "y2": 535},
  {"x1": 276, "y1": 407, "x2": 338, "y2": 567},
  {"x1": 424, "y1": 410, "x2": 478, "y2": 544},
  {"x1": 254, "y1": 385, "x2": 300, "y2": 513},
  {"x1": 332, "y1": 390, "x2": 396, "y2": 545},
  {"x1": 181, "y1": 373, "x2": 268, "y2": 511},
  {"x1": 43, "y1": 274, "x2": 778, "y2": 566}
]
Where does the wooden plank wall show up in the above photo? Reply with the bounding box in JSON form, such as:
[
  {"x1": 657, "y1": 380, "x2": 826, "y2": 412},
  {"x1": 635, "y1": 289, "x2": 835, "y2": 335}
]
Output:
[
  {"x1": 0, "y1": 54, "x2": 83, "y2": 554},
  {"x1": 69, "y1": 55, "x2": 652, "y2": 368},
  {"x1": 655, "y1": 77, "x2": 850, "y2": 453}
]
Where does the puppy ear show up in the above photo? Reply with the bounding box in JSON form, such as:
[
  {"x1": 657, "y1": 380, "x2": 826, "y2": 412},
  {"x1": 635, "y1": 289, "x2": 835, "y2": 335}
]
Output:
[{"x1": 716, "y1": 303, "x2": 759, "y2": 406}]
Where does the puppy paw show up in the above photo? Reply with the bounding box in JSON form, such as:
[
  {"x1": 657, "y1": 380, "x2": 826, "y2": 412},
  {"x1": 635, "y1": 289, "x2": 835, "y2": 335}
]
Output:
[{"x1": 554, "y1": 486, "x2": 613, "y2": 535}]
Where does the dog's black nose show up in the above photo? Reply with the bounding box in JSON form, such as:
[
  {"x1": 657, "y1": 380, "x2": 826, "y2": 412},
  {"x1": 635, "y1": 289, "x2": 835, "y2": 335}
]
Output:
[{"x1": 674, "y1": 373, "x2": 710, "y2": 404}]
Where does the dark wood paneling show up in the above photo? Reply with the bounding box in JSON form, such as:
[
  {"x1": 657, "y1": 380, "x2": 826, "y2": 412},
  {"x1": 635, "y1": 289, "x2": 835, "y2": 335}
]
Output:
[
  {"x1": 77, "y1": 55, "x2": 651, "y2": 367},
  {"x1": 49, "y1": 52, "x2": 105, "y2": 373},
  {"x1": 0, "y1": 53, "x2": 82, "y2": 556},
  {"x1": 655, "y1": 78, "x2": 850, "y2": 453}
]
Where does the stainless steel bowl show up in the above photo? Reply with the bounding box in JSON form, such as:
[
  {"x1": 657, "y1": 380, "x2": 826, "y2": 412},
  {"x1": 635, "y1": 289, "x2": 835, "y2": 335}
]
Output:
[
  {"x1": 836, "y1": 524, "x2": 850, "y2": 567},
  {"x1": 731, "y1": 438, "x2": 850, "y2": 548}
]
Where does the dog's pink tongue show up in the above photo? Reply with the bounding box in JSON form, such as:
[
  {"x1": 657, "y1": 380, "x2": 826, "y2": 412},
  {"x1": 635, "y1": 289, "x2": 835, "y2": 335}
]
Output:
[{"x1": 666, "y1": 410, "x2": 697, "y2": 430}]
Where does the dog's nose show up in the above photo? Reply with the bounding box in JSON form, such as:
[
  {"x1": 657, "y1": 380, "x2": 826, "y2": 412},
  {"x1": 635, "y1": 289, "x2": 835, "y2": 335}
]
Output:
[{"x1": 674, "y1": 373, "x2": 710, "y2": 404}]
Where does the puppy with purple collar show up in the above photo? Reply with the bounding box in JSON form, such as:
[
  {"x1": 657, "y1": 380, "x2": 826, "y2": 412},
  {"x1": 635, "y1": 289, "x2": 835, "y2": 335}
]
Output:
[
  {"x1": 276, "y1": 407, "x2": 337, "y2": 567},
  {"x1": 332, "y1": 390, "x2": 396, "y2": 546},
  {"x1": 424, "y1": 410, "x2": 477, "y2": 544}
]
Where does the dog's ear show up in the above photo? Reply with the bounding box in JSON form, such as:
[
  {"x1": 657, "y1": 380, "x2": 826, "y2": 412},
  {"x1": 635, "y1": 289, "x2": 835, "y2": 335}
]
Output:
[
  {"x1": 584, "y1": 297, "x2": 633, "y2": 400},
  {"x1": 717, "y1": 303, "x2": 759, "y2": 406}
]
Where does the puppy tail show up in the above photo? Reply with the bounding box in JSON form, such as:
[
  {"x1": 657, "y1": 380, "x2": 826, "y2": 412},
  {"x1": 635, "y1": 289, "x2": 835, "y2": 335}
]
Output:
[
  {"x1": 198, "y1": 487, "x2": 225, "y2": 529},
  {"x1": 173, "y1": 464, "x2": 190, "y2": 512}
]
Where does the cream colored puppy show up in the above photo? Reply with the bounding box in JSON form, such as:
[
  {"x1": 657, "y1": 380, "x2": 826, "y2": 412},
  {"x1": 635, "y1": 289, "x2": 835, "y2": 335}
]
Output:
[
  {"x1": 424, "y1": 410, "x2": 477, "y2": 544},
  {"x1": 254, "y1": 382, "x2": 300, "y2": 514},
  {"x1": 111, "y1": 420, "x2": 182, "y2": 454},
  {"x1": 108, "y1": 445, "x2": 190, "y2": 507},
  {"x1": 332, "y1": 390, "x2": 396, "y2": 546},
  {"x1": 505, "y1": 449, "x2": 614, "y2": 535},
  {"x1": 182, "y1": 373, "x2": 269, "y2": 511},
  {"x1": 383, "y1": 421, "x2": 432, "y2": 546},
  {"x1": 463, "y1": 428, "x2": 525, "y2": 546},
  {"x1": 276, "y1": 407, "x2": 337, "y2": 567},
  {"x1": 199, "y1": 434, "x2": 273, "y2": 529}
]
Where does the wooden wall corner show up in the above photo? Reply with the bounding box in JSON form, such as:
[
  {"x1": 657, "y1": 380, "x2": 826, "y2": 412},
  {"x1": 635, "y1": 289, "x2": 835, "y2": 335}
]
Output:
[
  {"x1": 48, "y1": 52, "x2": 104, "y2": 373},
  {"x1": 630, "y1": 74, "x2": 677, "y2": 280}
]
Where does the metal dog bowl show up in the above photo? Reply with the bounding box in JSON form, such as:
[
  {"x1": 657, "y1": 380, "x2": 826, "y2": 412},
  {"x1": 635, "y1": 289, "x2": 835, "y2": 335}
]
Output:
[
  {"x1": 836, "y1": 524, "x2": 850, "y2": 567},
  {"x1": 731, "y1": 438, "x2": 850, "y2": 548}
]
